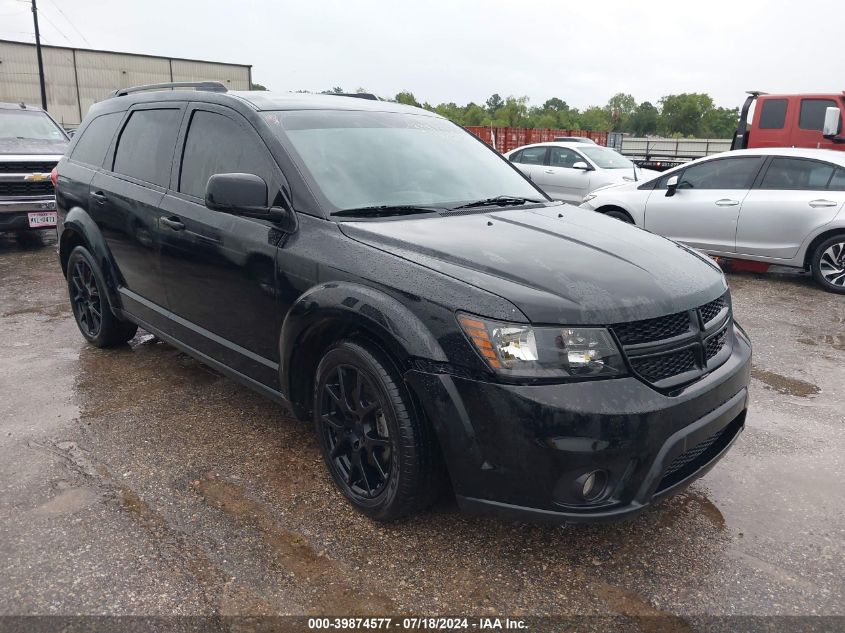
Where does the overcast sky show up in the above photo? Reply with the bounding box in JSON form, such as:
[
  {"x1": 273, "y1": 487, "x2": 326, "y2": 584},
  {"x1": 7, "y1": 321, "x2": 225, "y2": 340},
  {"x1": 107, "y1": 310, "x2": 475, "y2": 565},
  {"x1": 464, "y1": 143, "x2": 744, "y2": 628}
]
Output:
[{"x1": 2, "y1": 0, "x2": 843, "y2": 110}]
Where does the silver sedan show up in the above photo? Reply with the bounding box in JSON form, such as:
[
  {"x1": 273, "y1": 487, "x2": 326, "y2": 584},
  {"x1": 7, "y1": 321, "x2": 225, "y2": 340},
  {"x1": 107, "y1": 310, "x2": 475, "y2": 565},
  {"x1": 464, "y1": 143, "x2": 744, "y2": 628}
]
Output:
[{"x1": 580, "y1": 147, "x2": 845, "y2": 293}]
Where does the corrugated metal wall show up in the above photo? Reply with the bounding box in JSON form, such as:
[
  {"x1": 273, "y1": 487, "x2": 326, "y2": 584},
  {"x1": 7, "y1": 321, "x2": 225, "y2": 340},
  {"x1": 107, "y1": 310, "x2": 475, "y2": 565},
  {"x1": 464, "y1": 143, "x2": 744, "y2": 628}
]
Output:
[{"x1": 0, "y1": 39, "x2": 251, "y2": 126}]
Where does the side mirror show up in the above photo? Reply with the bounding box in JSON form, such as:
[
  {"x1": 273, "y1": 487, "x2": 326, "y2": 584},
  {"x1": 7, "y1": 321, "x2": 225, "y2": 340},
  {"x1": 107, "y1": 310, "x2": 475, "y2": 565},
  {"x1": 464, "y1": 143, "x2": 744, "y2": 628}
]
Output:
[
  {"x1": 823, "y1": 107, "x2": 841, "y2": 137},
  {"x1": 572, "y1": 161, "x2": 591, "y2": 171},
  {"x1": 665, "y1": 175, "x2": 679, "y2": 197},
  {"x1": 205, "y1": 172, "x2": 297, "y2": 231}
]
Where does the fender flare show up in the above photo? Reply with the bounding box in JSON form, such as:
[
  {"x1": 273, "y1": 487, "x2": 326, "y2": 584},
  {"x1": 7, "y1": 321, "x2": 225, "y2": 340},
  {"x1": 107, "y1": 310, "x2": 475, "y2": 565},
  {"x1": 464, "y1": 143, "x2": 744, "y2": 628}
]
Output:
[
  {"x1": 279, "y1": 281, "x2": 449, "y2": 415},
  {"x1": 59, "y1": 206, "x2": 124, "y2": 314}
]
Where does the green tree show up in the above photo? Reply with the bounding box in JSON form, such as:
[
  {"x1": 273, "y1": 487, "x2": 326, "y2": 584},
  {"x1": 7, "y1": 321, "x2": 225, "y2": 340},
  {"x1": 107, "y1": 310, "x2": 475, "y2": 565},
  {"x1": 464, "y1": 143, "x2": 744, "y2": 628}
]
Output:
[
  {"x1": 463, "y1": 103, "x2": 489, "y2": 126},
  {"x1": 605, "y1": 93, "x2": 637, "y2": 131},
  {"x1": 658, "y1": 93, "x2": 714, "y2": 137},
  {"x1": 321, "y1": 87, "x2": 345, "y2": 94},
  {"x1": 579, "y1": 106, "x2": 611, "y2": 131},
  {"x1": 628, "y1": 101, "x2": 659, "y2": 136},
  {"x1": 542, "y1": 97, "x2": 569, "y2": 112},
  {"x1": 700, "y1": 106, "x2": 739, "y2": 138},
  {"x1": 395, "y1": 91, "x2": 421, "y2": 107},
  {"x1": 492, "y1": 96, "x2": 529, "y2": 127},
  {"x1": 250, "y1": 82, "x2": 268, "y2": 91},
  {"x1": 486, "y1": 93, "x2": 504, "y2": 116}
]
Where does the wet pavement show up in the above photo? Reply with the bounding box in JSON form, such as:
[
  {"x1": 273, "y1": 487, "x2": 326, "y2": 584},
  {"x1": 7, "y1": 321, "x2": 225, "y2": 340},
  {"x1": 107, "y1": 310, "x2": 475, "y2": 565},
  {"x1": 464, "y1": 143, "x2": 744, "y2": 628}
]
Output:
[{"x1": 1, "y1": 233, "x2": 843, "y2": 623}]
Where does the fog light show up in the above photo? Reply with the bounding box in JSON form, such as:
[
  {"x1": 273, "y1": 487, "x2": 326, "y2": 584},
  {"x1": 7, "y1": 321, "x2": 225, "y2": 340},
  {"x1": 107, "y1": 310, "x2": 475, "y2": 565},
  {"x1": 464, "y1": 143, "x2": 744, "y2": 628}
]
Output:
[{"x1": 577, "y1": 470, "x2": 608, "y2": 502}]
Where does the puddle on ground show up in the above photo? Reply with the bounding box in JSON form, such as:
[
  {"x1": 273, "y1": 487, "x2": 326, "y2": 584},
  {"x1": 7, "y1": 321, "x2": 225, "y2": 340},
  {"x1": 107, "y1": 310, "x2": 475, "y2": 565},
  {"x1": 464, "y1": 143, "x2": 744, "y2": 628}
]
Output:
[
  {"x1": 751, "y1": 366, "x2": 820, "y2": 397},
  {"x1": 592, "y1": 582, "x2": 694, "y2": 633},
  {"x1": 797, "y1": 334, "x2": 845, "y2": 351}
]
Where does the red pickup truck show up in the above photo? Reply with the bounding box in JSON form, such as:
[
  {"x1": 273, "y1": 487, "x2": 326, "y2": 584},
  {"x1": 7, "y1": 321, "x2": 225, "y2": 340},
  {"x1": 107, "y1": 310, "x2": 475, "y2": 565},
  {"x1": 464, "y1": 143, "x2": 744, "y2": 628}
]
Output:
[{"x1": 732, "y1": 91, "x2": 845, "y2": 151}]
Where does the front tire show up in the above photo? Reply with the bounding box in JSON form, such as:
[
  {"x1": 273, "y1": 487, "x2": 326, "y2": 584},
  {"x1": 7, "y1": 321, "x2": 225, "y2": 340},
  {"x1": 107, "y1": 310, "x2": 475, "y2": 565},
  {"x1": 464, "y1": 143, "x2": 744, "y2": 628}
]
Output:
[
  {"x1": 313, "y1": 340, "x2": 440, "y2": 521},
  {"x1": 67, "y1": 246, "x2": 138, "y2": 346},
  {"x1": 811, "y1": 235, "x2": 845, "y2": 294}
]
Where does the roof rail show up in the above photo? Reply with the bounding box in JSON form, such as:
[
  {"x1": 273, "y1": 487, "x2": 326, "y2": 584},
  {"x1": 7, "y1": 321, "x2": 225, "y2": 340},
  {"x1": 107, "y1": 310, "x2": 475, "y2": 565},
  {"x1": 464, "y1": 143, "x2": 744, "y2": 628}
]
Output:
[
  {"x1": 109, "y1": 81, "x2": 228, "y2": 98},
  {"x1": 331, "y1": 92, "x2": 380, "y2": 101}
]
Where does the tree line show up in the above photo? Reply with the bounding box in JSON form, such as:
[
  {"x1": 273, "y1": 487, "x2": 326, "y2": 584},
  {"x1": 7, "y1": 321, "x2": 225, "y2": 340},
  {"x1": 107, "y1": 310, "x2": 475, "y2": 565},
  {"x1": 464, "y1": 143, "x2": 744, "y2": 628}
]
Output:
[{"x1": 315, "y1": 87, "x2": 740, "y2": 139}]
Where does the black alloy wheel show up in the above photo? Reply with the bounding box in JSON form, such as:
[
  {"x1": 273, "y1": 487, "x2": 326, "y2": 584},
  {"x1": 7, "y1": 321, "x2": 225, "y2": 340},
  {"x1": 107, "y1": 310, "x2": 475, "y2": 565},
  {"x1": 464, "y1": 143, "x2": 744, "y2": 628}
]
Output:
[
  {"x1": 66, "y1": 246, "x2": 138, "y2": 346},
  {"x1": 70, "y1": 256, "x2": 103, "y2": 338},
  {"x1": 319, "y1": 364, "x2": 392, "y2": 499},
  {"x1": 313, "y1": 340, "x2": 442, "y2": 520}
]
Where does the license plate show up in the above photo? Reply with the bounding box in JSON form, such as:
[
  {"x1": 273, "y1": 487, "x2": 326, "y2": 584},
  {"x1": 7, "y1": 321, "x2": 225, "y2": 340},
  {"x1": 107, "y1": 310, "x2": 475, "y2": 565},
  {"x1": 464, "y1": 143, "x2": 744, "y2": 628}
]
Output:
[{"x1": 27, "y1": 211, "x2": 57, "y2": 228}]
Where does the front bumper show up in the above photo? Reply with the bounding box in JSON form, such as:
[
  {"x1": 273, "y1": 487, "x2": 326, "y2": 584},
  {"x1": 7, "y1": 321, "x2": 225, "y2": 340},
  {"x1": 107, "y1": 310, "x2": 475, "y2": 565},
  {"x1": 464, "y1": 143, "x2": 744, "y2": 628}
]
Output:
[
  {"x1": 405, "y1": 323, "x2": 751, "y2": 523},
  {"x1": 0, "y1": 198, "x2": 57, "y2": 231}
]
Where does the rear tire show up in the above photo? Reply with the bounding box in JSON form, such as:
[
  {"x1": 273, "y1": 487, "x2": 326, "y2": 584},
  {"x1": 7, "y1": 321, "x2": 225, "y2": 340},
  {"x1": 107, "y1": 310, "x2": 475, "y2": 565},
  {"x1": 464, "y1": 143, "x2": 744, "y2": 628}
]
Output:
[
  {"x1": 313, "y1": 339, "x2": 440, "y2": 521},
  {"x1": 810, "y1": 235, "x2": 845, "y2": 294},
  {"x1": 66, "y1": 246, "x2": 138, "y2": 346}
]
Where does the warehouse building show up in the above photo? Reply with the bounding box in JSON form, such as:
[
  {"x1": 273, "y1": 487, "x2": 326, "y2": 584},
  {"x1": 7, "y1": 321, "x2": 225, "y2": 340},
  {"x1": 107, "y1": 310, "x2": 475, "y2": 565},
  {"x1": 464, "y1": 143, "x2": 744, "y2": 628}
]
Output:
[{"x1": 0, "y1": 39, "x2": 252, "y2": 127}]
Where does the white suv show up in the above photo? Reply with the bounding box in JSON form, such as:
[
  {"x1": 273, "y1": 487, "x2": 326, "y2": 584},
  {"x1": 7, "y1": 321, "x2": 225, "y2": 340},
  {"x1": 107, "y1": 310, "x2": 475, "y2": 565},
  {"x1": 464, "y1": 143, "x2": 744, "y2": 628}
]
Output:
[{"x1": 580, "y1": 148, "x2": 845, "y2": 293}]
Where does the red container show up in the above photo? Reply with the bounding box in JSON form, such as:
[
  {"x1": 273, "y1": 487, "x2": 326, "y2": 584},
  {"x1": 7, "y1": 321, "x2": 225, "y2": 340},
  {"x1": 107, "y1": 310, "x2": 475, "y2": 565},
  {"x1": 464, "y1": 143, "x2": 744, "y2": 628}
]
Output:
[{"x1": 464, "y1": 126, "x2": 607, "y2": 153}]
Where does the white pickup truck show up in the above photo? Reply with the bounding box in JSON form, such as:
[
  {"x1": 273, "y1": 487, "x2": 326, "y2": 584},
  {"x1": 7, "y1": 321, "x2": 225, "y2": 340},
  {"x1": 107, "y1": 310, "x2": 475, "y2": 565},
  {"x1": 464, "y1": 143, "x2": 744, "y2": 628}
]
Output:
[{"x1": 0, "y1": 102, "x2": 68, "y2": 234}]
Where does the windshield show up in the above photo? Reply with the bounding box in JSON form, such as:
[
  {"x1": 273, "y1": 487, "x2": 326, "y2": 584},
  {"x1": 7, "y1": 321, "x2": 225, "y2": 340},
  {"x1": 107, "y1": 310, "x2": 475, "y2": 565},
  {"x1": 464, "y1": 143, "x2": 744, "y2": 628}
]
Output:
[
  {"x1": 261, "y1": 110, "x2": 542, "y2": 211},
  {"x1": 578, "y1": 146, "x2": 634, "y2": 170},
  {"x1": 0, "y1": 109, "x2": 67, "y2": 141}
]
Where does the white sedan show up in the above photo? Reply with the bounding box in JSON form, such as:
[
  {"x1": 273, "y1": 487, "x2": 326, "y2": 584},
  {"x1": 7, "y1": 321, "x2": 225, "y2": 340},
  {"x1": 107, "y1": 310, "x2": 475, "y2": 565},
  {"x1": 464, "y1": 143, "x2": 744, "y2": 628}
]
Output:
[
  {"x1": 504, "y1": 142, "x2": 659, "y2": 204},
  {"x1": 579, "y1": 147, "x2": 845, "y2": 293}
]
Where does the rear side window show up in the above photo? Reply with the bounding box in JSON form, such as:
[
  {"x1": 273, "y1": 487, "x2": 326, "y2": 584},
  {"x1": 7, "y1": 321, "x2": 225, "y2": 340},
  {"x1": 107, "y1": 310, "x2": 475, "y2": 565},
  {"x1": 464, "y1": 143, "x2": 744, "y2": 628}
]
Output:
[
  {"x1": 178, "y1": 110, "x2": 272, "y2": 199},
  {"x1": 758, "y1": 99, "x2": 787, "y2": 129},
  {"x1": 828, "y1": 168, "x2": 845, "y2": 191},
  {"x1": 509, "y1": 150, "x2": 522, "y2": 163},
  {"x1": 799, "y1": 99, "x2": 840, "y2": 131},
  {"x1": 70, "y1": 112, "x2": 122, "y2": 167},
  {"x1": 760, "y1": 157, "x2": 835, "y2": 190},
  {"x1": 678, "y1": 157, "x2": 762, "y2": 190},
  {"x1": 517, "y1": 147, "x2": 547, "y2": 165},
  {"x1": 112, "y1": 109, "x2": 181, "y2": 187}
]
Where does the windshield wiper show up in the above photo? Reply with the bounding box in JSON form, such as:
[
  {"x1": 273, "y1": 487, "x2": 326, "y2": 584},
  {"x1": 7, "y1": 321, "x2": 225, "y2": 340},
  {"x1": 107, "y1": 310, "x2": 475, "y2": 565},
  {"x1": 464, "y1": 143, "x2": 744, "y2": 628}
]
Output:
[
  {"x1": 331, "y1": 205, "x2": 443, "y2": 218},
  {"x1": 453, "y1": 195, "x2": 544, "y2": 210}
]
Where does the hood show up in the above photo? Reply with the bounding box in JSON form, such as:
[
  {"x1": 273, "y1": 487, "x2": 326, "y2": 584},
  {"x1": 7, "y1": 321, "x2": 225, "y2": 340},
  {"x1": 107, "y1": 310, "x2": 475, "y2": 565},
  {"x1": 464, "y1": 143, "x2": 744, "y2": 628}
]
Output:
[
  {"x1": 0, "y1": 137, "x2": 68, "y2": 155},
  {"x1": 339, "y1": 205, "x2": 726, "y2": 325}
]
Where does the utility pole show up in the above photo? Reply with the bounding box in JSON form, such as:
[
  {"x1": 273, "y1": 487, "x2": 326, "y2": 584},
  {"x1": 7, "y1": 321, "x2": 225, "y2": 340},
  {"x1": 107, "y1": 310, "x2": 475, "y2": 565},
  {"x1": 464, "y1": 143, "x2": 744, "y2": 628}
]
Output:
[{"x1": 31, "y1": 0, "x2": 48, "y2": 110}]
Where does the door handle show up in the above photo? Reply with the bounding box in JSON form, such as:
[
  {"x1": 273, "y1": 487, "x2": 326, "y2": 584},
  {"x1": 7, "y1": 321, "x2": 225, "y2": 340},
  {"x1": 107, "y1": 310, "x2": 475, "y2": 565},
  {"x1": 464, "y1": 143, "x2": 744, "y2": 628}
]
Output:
[
  {"x1": 544, "y1": 169, "x2": 556, "y2": 174},
  {"x1": 809, "y1": 199, "x2": 838, "y2": 208},
  {"x1": 91, "y1": 191, "x2": 108, "y2": 205},
  {"x1": 160, "y1": 216, "x2": 185, "y2": 231},
  {"x1": 714, "y1": 199, "x2": 739, "y2": 207}
]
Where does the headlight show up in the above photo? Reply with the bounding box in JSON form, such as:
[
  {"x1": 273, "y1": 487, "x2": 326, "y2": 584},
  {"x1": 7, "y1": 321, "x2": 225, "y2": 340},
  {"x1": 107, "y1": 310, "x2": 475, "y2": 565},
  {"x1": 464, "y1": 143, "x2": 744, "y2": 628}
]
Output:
[
  {"x1": 581, "y1": 194, "x2": 597, "y2": 203},
  {"x1": 458, "y1": 314, "x2": 627, "y2": 379}
]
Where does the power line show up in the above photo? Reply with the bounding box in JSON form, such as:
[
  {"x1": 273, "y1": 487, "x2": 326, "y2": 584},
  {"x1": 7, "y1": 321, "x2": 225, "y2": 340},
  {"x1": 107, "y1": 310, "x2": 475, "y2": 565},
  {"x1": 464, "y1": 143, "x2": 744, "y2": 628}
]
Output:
[
  {"x1": 34, "y1": 6, "x2": 72, "y2": 44},
  {"x1": 42, "y1": 0, "x2": 90, "y2": 46}
]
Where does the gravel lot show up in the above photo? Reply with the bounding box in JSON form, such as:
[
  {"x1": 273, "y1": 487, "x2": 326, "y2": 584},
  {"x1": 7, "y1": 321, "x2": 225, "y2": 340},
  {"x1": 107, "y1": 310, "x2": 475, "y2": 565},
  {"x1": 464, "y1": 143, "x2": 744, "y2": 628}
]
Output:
[{"x1": 1, "y1": 233, "x2": 843, "y2": 627}]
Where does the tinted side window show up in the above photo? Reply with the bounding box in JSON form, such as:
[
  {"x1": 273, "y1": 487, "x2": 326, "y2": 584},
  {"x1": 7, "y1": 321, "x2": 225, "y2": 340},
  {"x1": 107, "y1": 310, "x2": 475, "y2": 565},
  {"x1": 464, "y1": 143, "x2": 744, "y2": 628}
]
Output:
[
  {"x1": 70, "y1": 112, "x2": 123, "y2": 167},
  {"x1": 758, "y1": 99, "x2": 787, "y2": 129},
  {"x1": 113, "y1": 109, "x2": 181, "y2": 187},
  {"x1": 518, "y1": 147, "x2": 546, "y2": 165},
  {"x1": 828, "y1": 168, "x2": 845, "y2": 191},
  {"x1": 760, "y1": 157, "x2": 835, "y2": 191},
  {"x1": 549, "y1": 147, "x2": 581, "y2": 168},
  {"x1": 799, "y1": 99, "x2": 839, "y2": 131},
  {"x1": 678, "y1": 157, "x2": 762, "y2": 190},
  {"x1": 509, "y1": 150, "x2": 522, "y2": 163},
  {"x1": 179, "y1": 111, "x2": 271, "y2": 199}
]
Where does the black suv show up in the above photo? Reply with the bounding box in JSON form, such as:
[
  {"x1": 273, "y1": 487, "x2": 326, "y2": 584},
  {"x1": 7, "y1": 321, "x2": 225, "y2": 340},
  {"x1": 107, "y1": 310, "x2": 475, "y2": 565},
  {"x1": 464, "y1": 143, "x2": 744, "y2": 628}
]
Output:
[{"x1": 55, "y1": 83, "x2": 751, "y2": 523}]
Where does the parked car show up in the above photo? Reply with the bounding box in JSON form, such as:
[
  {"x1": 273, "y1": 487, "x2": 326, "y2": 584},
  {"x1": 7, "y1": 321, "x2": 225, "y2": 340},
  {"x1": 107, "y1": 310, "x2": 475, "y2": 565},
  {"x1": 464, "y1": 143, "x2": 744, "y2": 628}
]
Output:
[
  {"x1": 0, "y1": 102, "x2": 68, "y2": 234},
  {"x1": 580, "y1": 148, "x2": 845, "y2": 293},
  {"x1": 504, "y1": 142, "x2": 659, "y2": 204},
  {"x1": 55, "y1": 83, "x2": 751, "y2": 524},
  {"x1": 553, "y1": 136, "x2": 597, "y2": 144}
]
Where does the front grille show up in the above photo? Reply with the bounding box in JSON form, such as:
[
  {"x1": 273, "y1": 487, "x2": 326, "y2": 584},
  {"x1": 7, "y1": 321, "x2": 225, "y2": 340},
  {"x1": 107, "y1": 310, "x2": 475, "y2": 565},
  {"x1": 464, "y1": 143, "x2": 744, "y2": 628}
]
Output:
[
  {"x1": 705, "y1": 323, "x2": 729, "y2": 360},
  {"x1": 700, "y1": 295, "x2": 726, "y2": 324},
  {"x1": 663, "y1": 428, "x2": 726, "y2": 479},
  {"x1": 0, "y1": 161, "x2": 57, "y2": 173},
  {"x1": 612, "y1": 311, "x2": 691, "y2": 345},
  {"x1": 0, "y1": 181, "x2": 53, "y2": 196},
  {"x1": 629, "y1": 348, "x2": 697, "y2": 383}
]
